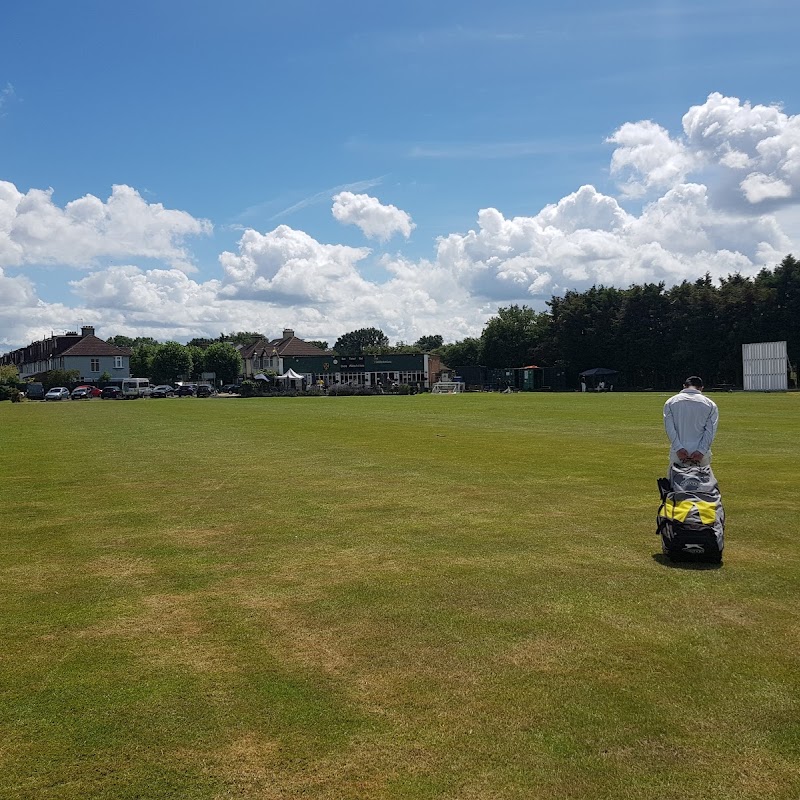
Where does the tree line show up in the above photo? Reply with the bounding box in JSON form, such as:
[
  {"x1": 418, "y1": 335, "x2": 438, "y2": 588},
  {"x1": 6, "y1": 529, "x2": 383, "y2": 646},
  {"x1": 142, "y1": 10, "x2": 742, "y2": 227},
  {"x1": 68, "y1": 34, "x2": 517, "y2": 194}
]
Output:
[{"x1": 433, "y1": 254, "x2": 800, "y2": 388}]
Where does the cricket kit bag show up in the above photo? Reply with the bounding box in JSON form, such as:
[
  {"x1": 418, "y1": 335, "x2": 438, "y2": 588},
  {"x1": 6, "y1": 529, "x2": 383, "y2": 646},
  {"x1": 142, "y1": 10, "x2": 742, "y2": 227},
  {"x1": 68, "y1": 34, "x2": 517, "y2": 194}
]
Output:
[{"x1": 656, "y1": 463, "x2": 725, "y2": 563}]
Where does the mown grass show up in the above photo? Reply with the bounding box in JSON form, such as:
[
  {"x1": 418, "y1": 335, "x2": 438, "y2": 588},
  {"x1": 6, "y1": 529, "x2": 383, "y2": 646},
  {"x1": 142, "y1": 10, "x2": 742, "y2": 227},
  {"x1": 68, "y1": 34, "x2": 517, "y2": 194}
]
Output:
[{"x1": 1, "y1": 392, "x2": 799, "y2": 799}]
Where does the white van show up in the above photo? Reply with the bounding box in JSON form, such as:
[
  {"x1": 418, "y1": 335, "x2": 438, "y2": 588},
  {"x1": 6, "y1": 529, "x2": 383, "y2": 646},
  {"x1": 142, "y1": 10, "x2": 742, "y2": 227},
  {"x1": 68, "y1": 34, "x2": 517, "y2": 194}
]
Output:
[{"x1": 121, "y1": 378, "x2": 153, "y2": 399}]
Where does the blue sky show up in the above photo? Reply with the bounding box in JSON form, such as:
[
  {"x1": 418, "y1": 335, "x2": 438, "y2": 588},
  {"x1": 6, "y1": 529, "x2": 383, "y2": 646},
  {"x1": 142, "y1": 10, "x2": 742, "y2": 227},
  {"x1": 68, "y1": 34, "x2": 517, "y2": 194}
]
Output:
[{"x1": 2, "y1": 0, "x2": 799, "y2": 349}]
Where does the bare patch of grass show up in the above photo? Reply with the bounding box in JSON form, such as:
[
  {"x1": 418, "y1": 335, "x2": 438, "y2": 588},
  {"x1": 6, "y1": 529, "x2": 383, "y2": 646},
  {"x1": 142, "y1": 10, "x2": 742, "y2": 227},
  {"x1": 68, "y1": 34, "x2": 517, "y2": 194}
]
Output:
[
  {"x1": 195, "y1": 731, "x2": 431, "y2": 800},
  {"x1": 85, "y1": 554, "x2": 156, "y2": 581},
  {"x1": 78, "y1": 593, "x2": 237, "y2": 674},
  {"x1": 162, "y1": 525, "x2": 236, "y2": 548},
  {"x1": 235, "y1": 591, "x2": 352, "y2": 677},
  {"x1": 501, "y1": 633, "x2": 587, "y2": 673}
]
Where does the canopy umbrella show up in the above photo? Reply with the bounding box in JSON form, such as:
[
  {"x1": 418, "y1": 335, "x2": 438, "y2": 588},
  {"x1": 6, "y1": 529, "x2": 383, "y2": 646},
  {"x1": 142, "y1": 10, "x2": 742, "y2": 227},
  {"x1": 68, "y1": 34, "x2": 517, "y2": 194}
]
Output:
[
  {"x1": 253, "y1": 373, "x2": 270, "y2": 381},
  {"x1": 579, "y1": 367, "x2": 617, "y2": 391},
  {"x1": 579, "y1": 367, "x2": 618, "y2": 377}
]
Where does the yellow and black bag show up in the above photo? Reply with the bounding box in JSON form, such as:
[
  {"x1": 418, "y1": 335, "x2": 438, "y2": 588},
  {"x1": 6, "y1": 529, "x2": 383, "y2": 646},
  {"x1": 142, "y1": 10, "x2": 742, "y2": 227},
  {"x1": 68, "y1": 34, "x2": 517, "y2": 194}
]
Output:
[{"x1": 657, "y1": 464, "x2": 724, "y2": 563}]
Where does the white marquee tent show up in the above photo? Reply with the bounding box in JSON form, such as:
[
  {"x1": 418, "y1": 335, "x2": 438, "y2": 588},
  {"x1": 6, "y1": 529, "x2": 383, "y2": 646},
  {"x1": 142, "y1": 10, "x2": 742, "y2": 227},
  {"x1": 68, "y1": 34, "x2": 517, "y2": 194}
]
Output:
[
  {"x1": 276, "y1": 369, "x2": 306, "y2": 389},
  {"x1": 277, "y1": 369, "x2": 305, "y2": 381}
]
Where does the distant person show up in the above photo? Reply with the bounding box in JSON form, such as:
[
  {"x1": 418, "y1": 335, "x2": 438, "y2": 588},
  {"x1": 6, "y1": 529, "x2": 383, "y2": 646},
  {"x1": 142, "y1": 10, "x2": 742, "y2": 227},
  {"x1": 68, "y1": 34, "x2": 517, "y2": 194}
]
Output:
[
  {"x1": 581, "y1": 378, "x2": 587, "y2": 393},
  {"x1": 663, "y1": 376, "x2": 719, "y2": 467}
]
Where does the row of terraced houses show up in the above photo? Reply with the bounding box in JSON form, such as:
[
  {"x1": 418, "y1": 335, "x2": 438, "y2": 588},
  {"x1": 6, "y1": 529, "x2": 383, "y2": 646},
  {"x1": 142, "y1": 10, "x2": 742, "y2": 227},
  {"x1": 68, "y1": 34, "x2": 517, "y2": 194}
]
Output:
[{"x1": 1, "y1": 327, "x2": 450, "y2": 389}]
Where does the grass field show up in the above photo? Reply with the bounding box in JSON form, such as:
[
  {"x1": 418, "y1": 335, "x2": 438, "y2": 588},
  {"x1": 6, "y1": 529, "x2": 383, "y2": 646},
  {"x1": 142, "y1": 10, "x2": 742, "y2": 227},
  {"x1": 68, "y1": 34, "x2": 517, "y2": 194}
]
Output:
[{"x1": 1, "y1": 392, "x2": 799, "y2": 799}]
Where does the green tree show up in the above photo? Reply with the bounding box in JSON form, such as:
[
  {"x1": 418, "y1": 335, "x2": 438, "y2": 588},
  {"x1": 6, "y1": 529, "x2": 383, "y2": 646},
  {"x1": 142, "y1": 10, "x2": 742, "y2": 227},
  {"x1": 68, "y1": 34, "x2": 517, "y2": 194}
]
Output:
[
  {"x1": 364, "y1": 343, "x2": 418, "y2": 354},
  {"x1": 414, "y1": 335, "x2": 444, "y2": 352},
  {"x1": 106, "y1": 335, "x2": 135, "y2": 348},
  {"x1": 223, "y1": 331, "x2": 266, "y2": 346},
  {"x1": 663, "y1": 275, "x2": 721, "y2": 385},
  {"x1": 436, "y1": 337, "x2": 483, "y2": 366},
  {"x1": 110, "y1": 335, "x2": 159, "y2": 349},
  {"x1": 203, "y1": 342, "x2": 242, "y2": 383},
  {"x1": 99, "y1": 370, "x2": 113, "y2": 383},
  {"x1": 0, "y1": 364, "x2": 19, "y2": 384},
  {"x1": 306, "y1": 340, "x2": 329, "y2": 350},
  {"x1": 546, "y1": 287, "x2": 624, "y2": 384},
  {"x1": 715, "y1": 274, "x2": 774, "y2": 383},
  {"x1": 130, "y1": 343, "x2": 158, "y2": 378},
  {"x1": 151, "y1": 342, "x2": 192, "y2": 384},
  {"x1": 334, "y1": 327, "x2": 389, "y2": 356},
  {"x1": 481, "y1": 305, "x2": 551, "y2": 368},
  {"x1": 755, "y1": 253, "x2": 800, "y2": 364},
  {"x1": 186, "y1": 345, "x2": 206, "y2": 379},
  {"x1": 614, "y1": 283, "x2": 670, "y2": 387}
]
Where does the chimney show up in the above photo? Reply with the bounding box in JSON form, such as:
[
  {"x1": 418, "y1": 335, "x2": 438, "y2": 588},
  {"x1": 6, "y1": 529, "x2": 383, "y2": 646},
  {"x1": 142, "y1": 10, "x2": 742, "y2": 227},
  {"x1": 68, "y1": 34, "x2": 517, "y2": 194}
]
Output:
[
  {"x1": 282, "y1": 328, "x2": 294, "y2": 339},
  {"x1": 81, "y1": 326, "x2": 95, "y2": 338}
]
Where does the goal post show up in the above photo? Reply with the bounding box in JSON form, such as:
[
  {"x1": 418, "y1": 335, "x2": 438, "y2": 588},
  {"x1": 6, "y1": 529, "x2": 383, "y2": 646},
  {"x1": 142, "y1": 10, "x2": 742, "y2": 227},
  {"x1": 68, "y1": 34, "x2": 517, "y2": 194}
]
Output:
[{"x1": 431, "y1": 381, "x2": 465, "y2": 394}]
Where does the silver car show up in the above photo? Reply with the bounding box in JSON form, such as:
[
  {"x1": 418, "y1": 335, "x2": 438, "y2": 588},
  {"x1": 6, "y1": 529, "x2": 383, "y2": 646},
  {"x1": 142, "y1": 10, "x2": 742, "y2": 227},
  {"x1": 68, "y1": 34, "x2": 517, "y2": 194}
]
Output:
[{"x1": 45, "y1": 387, "x2": 70, "y2": 401}]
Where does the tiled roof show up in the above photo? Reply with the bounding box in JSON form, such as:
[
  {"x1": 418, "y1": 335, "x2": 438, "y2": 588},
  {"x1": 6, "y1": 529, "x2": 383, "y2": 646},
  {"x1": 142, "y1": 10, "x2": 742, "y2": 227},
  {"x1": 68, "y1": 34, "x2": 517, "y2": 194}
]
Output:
[
  {"x1": 240, "y1": 336, "x2": 332, "y2": 358},
  {"x1": 238, "y1": 338, "x2": 272, "y2": 359},
  {"x1": 60, "y1": 336, "x2": 132, "y2": 357},
  {"x1": 270, "y1": 336, "x2": 333, "y2": 356}
]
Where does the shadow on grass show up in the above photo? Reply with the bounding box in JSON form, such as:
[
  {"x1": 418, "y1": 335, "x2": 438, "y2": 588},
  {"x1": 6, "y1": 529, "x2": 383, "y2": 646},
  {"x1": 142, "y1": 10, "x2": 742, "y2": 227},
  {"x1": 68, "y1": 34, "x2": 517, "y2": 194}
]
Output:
[{"x1": 652, "y1": 553, "x2": 723, "y2": 570}]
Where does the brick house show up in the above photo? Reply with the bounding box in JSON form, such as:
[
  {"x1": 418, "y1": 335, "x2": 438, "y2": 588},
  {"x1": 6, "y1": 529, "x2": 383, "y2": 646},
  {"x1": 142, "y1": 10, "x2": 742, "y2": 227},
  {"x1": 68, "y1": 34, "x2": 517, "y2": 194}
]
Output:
[{"x1": 238, "y1": 329, "x2": 332, "y2": 378}]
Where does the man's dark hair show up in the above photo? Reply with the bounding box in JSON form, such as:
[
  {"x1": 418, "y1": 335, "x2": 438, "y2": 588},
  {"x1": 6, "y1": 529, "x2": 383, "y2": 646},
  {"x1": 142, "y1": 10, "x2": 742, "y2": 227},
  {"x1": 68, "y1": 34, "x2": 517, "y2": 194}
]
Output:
[{"x1": 684, "y1": 375, "x2": 704, "y2": 388}]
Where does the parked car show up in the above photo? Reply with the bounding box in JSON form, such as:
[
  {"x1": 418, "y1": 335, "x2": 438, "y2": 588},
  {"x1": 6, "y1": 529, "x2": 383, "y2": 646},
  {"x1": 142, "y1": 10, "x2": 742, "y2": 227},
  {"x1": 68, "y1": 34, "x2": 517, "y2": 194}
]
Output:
[
  {"x1": 220, "y1": 384, "x2": 241, "y2": 394},
  {"x1": 100, "y1": 386, "x2": 123, "y2": 399},
  {"x1": 151, "y1": 385, "x2": 176, "y2": 398},
  {"x1": 196, "y1": 385, "x2": 215, "y2": 397},
  {"x1": 24, "y1": 382, "x2": 45, "y2": 400},
  {"x1": 176, "y1": 384, "x2": 196, "y2": 397},
  {"x1": 45, "y1": 387, "x2": 70, "y2": 401},
  {"x1": 71, "y1": 385, "x2": 99, "y2": 399}
]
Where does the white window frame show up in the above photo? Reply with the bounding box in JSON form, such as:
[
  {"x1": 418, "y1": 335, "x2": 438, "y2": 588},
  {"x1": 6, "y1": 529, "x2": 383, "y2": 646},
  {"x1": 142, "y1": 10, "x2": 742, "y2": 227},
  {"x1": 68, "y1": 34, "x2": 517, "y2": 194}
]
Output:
[
  {"x1": 90, "y1": 358, "x2": 100, "y2": 372},
  {"x1": 114, "y1": 356, "x2": 123, "y2": 369}
]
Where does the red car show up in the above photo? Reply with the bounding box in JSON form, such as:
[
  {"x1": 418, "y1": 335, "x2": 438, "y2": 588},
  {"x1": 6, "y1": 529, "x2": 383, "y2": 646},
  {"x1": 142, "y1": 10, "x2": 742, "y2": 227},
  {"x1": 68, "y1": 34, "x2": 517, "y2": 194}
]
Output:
[{"x1": 75, "y1": 385, "x2": 101, "y2": 397}]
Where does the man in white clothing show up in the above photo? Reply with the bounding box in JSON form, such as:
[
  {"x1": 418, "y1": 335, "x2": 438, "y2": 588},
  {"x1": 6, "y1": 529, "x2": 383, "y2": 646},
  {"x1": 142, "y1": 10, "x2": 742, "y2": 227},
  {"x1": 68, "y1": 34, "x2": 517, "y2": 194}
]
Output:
[{"x1": 663, "y1": 376, "x2": 719, "y2": 467}]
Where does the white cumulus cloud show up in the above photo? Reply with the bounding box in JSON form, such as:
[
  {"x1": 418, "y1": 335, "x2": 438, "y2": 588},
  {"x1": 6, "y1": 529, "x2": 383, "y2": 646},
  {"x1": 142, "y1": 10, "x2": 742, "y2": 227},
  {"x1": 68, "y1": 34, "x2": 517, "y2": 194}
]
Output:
[
  {"x1": 331, "y1": 192, "x2": 415, "y2": 242},
  {"x1": 0, "y1": 264, "x2": 92, "y2": 352},
  {"x1": 219, "y1": 224, "x2": 375, "y2": 305},
  {"x1": 433, "y1": 182, "x2": 788, "y2": 298},
  {"x1": 0, "y1": 182, "x2": 211, "y2": 271},
  {"x1": 740, "y1": 173, "x2": 793, "y2": 204},
  {"x1": 608, "y1": 121, "x2": 697, "y2": 198},
  {"x1": 608, "y1": 92, "x2": 800, "y2": 210}
]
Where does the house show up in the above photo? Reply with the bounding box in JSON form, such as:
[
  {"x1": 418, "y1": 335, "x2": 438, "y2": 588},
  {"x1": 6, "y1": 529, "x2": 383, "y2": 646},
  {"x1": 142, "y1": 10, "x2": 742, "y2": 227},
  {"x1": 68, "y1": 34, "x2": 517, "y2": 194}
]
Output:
[
  {"x1": 0, "y1": 326, "x2": 132, "y2": 382},
  {"x1": 237, "y1": 328, "x2": 447, "y2": 389},
  {"x1": 238, "y1": 329, "x2": 332, "y2": 378},
  {"x1": 281, "y1": 352, "x2": 442, "y2": 390}
]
